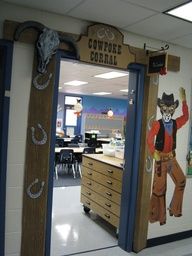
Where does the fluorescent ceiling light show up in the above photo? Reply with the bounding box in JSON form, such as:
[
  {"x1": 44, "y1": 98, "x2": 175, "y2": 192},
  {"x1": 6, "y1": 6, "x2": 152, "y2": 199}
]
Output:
[
  {"x1": 120, "y1": 89, "x2": 128, "y2": 92},
  {"x1": 92, "y1": 92, "x2": 112, "y2": 95},
  {"x1": 165, "y1": 2, "x2": 192, "y2": 22},
  {"x1": 64, "y1": 80, "x2": 88, "y2": 86},
  {"x1": 94, "y1": 71, "x2": 128, "y2": 79}
]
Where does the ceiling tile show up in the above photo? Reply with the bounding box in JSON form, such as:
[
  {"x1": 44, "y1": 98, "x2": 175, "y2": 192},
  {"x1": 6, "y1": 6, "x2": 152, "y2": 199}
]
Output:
[
  {"x1": 3, "y1": 0, "x2": 192, "y2": 49},
  {"x1": 168, "y1": 33, "x2": 192, "y2": 49},
  {"x1": 59, "y1": 60, "x2": 129, "y2": 99},
  {"x1": 4, "y1": 0, "x2": 83, "y2": 15},
  {"x1": 68, "y1": 0, "x2": 156, "y2": 28},
  {"x1": 122, "y1": 0, "x2": 190, "y2": 12},
  {"x1": 125, "y1": 13, "x2": 192, "y2": 41}
]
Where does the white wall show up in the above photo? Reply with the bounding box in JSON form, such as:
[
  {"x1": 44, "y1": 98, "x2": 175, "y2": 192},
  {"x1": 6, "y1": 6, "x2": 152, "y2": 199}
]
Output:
[
  {"x1": 148, "y1": 50, "x2": 192, "y2": 239},
  {"x1": 0, "y1": 1, "x2": 192, "y2": 254},
  {"x1": 123, "y1": 14, "x2": 192, "y2": 240},
  {"x1": 5, "y1": 42, "x2": 33, "y2": 256},
  {"x1": 0, "y1": 1, "x2": 89, "y2": 38}
]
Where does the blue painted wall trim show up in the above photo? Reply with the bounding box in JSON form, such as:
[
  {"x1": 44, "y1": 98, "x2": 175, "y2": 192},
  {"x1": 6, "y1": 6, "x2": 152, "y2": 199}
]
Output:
[
  {"x1": 118, "y1": 64, "x2": 145, "y2": 252},
  {"x1": 0, "y1": 39, "x2": 13, "y2": 256}
]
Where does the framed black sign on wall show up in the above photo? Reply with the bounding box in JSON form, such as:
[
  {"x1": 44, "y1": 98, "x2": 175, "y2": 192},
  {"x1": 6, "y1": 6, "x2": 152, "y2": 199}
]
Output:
[{"x1": 148, "y1": 53, "x2": 168, "y2": 75}]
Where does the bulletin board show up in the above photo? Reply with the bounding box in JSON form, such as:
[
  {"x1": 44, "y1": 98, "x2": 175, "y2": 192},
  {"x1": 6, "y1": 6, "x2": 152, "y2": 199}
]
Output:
[{"x1": 84, "y1": 113, "x2": 124, "y2": 135}]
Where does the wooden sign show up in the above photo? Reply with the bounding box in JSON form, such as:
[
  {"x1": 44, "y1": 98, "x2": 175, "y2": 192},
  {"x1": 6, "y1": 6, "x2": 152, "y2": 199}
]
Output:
[
  {"x1": 77, "y1": 23, "x2": 135, "y2": 69},
  {"x1": 148, "y1": 53, "x2": 168, "y2": 75}
]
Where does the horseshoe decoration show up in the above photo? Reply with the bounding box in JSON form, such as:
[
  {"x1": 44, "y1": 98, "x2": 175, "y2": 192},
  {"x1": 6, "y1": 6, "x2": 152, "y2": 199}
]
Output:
[
  {"x1": 31, "y1": 123, "x2": 47, "y2": 145},
  {"x1": 97, "y1": 27, "x2": 115, "y2": 41},
  {"x1": 145, "y1": 155, "x2": 153, "y2": 173},
  {"x1": 147, "y1": 114, "x2": 155, "y2": 130},
  {"x1": 27, "y1": 178, "x2": 45, "y2": 199},
  {"x1": 33, "y1": 72, "x2": 52, "y2": 90},
  {"x1": 146, "y1": 114, "x2": 155, "y2": 173},
  {"x1": 151, "y1": 74, "x2": 159, "y2": 85}
]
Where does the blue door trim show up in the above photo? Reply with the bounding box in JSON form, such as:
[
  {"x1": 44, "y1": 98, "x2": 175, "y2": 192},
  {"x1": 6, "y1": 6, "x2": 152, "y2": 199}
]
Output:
[
  {"x1": 0, "y1": 39, "x2": 13, "y2": 256},
  {"x1": 118, "y1": 64, "x2": 145, "y2": 252},
  {"x1": 45, "y1": 50, "x2": 77, "y2": 256}
]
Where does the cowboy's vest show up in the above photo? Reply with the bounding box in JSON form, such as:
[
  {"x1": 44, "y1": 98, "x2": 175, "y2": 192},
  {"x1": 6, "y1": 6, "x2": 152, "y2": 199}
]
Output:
[{"x1": 155, "y1": 119, "x2": 177, "y2": 151}]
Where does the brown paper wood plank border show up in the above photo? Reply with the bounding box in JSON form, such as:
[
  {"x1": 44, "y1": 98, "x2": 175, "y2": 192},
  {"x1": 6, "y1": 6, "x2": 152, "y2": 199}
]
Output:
[
  {"x1": 133, "y1": 74, "x2": 159, "y2": 252},
  {"x1": 20, "y1": 55, "x2": 56, "y2": 255},
  {"x1": 3, "y1": 20, "x2": 180, "y2": 72}
]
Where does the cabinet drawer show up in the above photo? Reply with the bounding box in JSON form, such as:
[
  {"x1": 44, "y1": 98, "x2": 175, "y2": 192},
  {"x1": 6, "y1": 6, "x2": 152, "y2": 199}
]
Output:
[
  {"x1": 81, "y1": 194, "x2": 119, "y2": 228},
  {"x1": 83, "y1": 166, "x2": 122, "y2": 193},
  {"x1": 81, "y1": 185, "x2": 120, "y2": 217},
  {"x1": 82, "y1": 157, "x2": 122, "y2": 181},
  {"x1": 82, "y1": 176, "x2": 121, "y2": 205}
]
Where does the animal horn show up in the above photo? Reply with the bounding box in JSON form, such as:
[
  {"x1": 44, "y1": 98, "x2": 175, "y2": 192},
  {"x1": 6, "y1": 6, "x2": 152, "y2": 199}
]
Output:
[
  {"x1": 59, "y1": 36, "x2": 80, "y2": 59},
  {"x1": 14, "y1": 20, "x2": 45, "y2": 41}
]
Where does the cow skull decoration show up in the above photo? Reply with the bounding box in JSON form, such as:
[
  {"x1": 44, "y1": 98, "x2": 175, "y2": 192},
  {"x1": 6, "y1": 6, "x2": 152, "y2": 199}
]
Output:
[{"x1": 14, "y1": 21, "x2": 79, "y2": 90}]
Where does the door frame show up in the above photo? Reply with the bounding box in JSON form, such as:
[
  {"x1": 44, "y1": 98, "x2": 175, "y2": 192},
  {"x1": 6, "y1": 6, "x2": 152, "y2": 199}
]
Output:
[
  {"x1": 0, "y1": 39, "x2": 13, "y2": 256},
  {"x1": 118, "y1": 63, "x2": 145, "y2": 251},
  {"x1": 46, "y1": 49, "x2": 145, "y2": 255}
]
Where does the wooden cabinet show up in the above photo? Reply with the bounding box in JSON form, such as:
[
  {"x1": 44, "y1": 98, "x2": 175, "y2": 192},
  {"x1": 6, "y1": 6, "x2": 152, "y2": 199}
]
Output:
[{"x1": 80, "y1": 154, "x2": 123, "y2": 228}]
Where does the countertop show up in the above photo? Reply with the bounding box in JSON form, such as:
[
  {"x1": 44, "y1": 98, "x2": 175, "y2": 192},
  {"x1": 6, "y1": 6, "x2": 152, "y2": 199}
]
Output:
[{"x1": 83, "y1": 153, "x2": 124, "y2": 169}]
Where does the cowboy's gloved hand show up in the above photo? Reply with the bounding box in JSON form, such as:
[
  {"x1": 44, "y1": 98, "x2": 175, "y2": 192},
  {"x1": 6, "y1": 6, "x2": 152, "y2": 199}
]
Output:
[
  {"x1": 153, "y1": 150, "x2": 161, "y2": 162},
  {"x1": 179, "y1": 87, "x2": 186, "y2": 102}
]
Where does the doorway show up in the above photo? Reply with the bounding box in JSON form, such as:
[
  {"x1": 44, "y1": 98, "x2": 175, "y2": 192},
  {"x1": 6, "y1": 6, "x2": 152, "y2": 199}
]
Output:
[{"x1": 47, "y1": 54, "x2": 145, "y2": 255}]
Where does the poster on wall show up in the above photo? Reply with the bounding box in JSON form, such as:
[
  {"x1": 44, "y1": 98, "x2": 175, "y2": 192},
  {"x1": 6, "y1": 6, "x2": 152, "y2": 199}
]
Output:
[
  {"x1": 56, "y1": 118, "x2": 63, "y2": 129},
  {"x1": 147, "y1": 87, "x2": 189, "y2": 225},
  {"x1": 147, "y1": 53, "x2": 168, "y2": 75}
]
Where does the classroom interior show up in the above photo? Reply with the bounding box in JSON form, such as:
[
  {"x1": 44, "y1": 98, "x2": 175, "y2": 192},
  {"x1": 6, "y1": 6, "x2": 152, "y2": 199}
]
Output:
[
  {"x1": 51, "y1": 59, "x2": 130, "y2": 255},
  {"x1": 55, "y1": 59, "x2": 129, "y2": 143},
  {"x1": 54, "y1": 59, "x2": 130, "y2": 182}
]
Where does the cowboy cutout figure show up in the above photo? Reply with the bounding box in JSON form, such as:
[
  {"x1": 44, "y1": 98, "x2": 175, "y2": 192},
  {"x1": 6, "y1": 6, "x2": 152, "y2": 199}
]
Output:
[{"x1": 147, "y1": 87, "x2": 189, "y2": 225}]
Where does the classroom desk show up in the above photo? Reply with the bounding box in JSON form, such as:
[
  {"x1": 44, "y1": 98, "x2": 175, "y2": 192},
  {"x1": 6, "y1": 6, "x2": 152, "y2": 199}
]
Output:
[
  {"x1": 55, "y1": 137, "x2": 75, "y2": 147},
  {"x1": 56, "y1": 137, "x2": 74, "y2": 142},
  {"x1": 63, "y1": 137, "x2": 73, "y2": 142},
  {"x1": 97, "y1": 138, "x2": 111, "y2": 143},
  {"x1": 55, "y1": 147, "x2": 103, "y2": 154}
]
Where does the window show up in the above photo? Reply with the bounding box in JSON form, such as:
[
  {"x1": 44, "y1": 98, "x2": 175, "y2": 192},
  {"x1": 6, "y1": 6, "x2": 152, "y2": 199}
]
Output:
[
  {"x1": 63, "y1": 96, "x2": 82, "y2": 135},
  {"x1": 65, "y1": 96, "x2": 81, "y2": 105},
  {"x1": 65, "y1": 108, "x2": 77, "y2": 126}
]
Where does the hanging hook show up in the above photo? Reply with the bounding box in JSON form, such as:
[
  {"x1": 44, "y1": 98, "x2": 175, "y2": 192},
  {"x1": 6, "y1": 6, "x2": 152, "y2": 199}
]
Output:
[{"x1": 144, "y1": 43, "x2": 169, "y2": 55}]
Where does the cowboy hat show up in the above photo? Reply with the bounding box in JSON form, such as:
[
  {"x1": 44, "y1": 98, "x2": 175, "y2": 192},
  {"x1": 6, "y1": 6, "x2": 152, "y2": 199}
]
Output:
[{"x1": 157, "y1": 92, "x2": 179, "y2": 108}]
